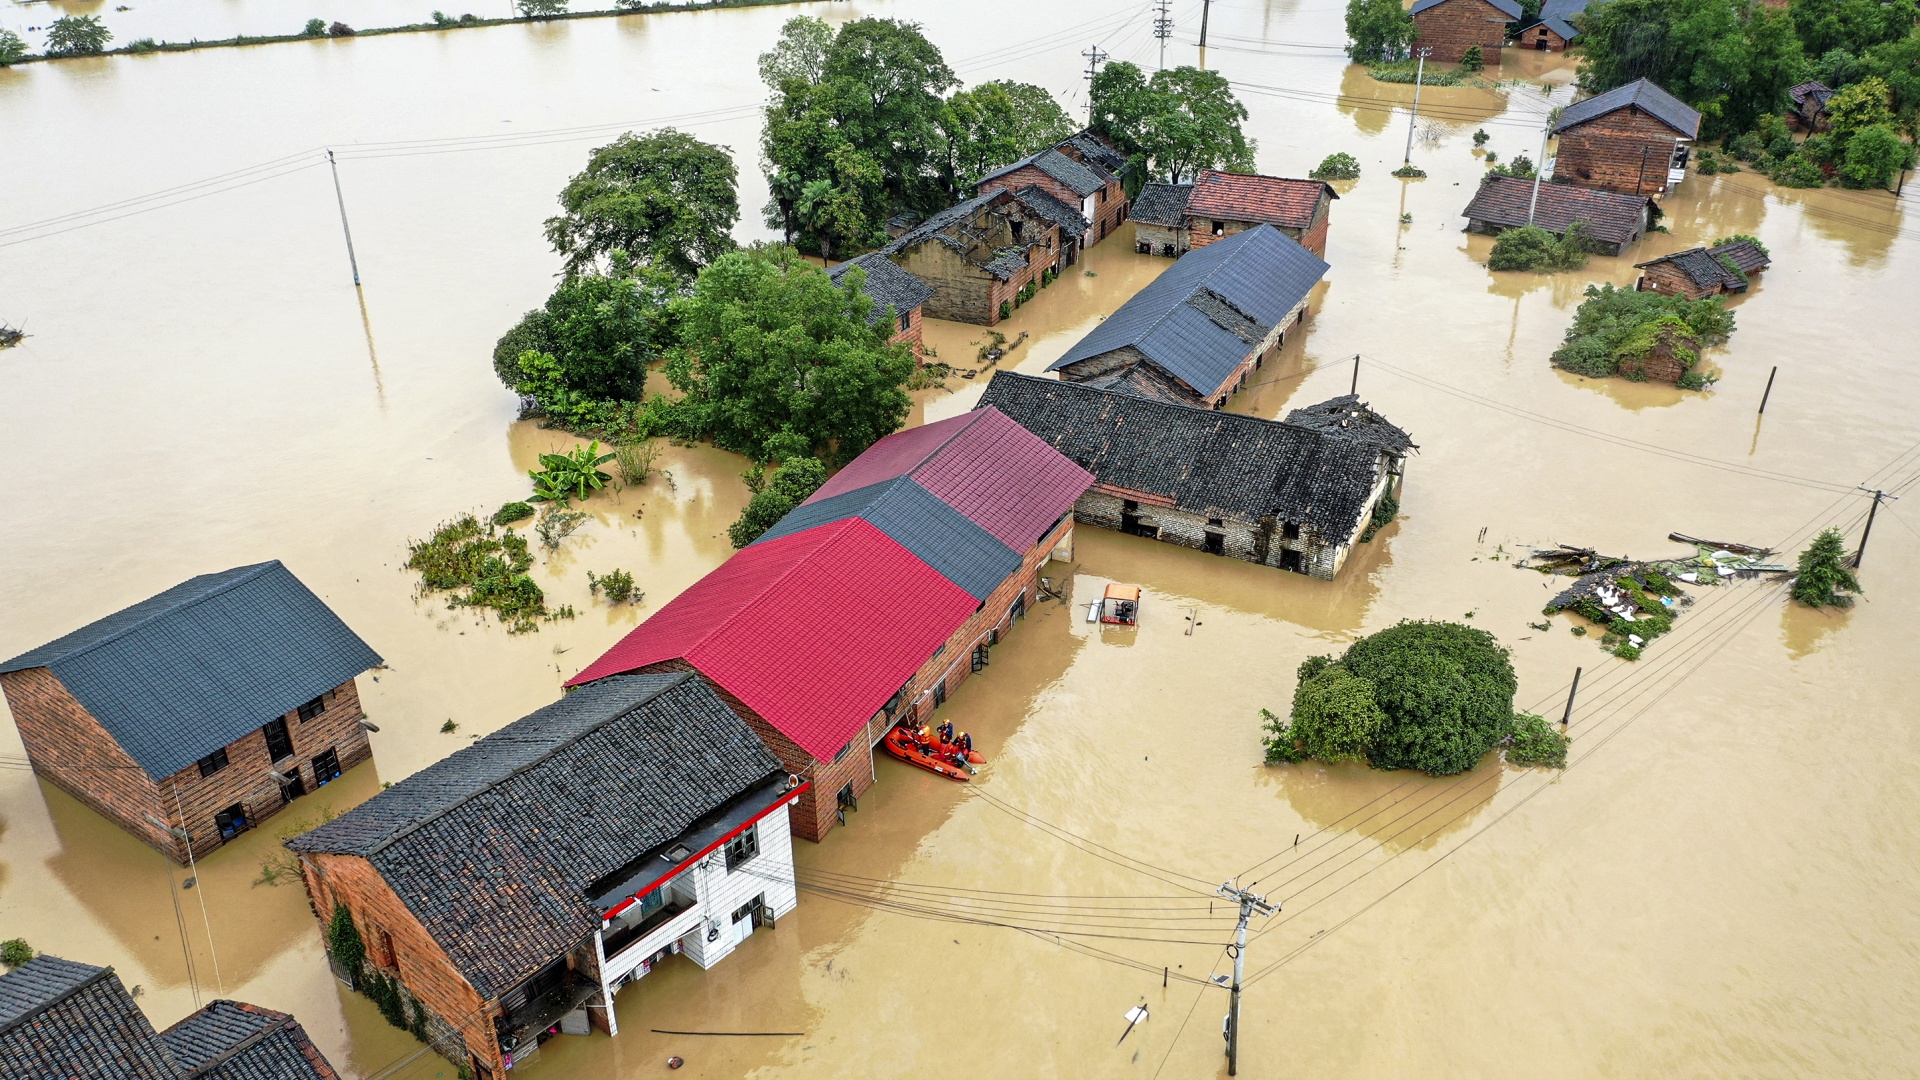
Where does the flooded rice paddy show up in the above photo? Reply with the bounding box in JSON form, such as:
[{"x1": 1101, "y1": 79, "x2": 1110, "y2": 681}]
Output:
[{"x1": 3, "y1": 0, "x2": 1919, "y2": 1075}]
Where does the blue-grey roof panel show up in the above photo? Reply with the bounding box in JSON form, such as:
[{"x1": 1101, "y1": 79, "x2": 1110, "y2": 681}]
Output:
[
  {"x1": 1554, "y1": 77, "x2": 1701, "y2": 136},
  {"x1": 1, "y1": 562, "x2": 381, "y2": 779},
  {"x1": 753, "y1": 478, "x2": 1020, "y2": 601},
  {"x1": 1413, "y1": 0, "x2": 1523, "y2": 16}
]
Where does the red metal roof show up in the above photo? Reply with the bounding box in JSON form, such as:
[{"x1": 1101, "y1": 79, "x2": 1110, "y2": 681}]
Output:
[
  {"x1": 805, "y1": 407, "x2": 1093, "y2": 552},
  {"x1": 566, "y1": 519, "x2": 976, "y2": 762},
  {"x1": 1185, "y1": 170, "x2": 1334, "y2": 230}
]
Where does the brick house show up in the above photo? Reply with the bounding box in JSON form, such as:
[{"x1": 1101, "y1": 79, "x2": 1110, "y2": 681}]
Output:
[
  {"x1": 829, "y1": 252, "x2": 935, "y2": 351},
  {"x1": 876, "y1": 187, "x2": 1082, "y2": 326},
  {"x1": 569, "y1": 409, "x2": 1093, "y2": 842},
  {"x1": 287, "y1": 673, "x2": 801, "y2": 1078},
  {"x1": 1130, "y1": 182, "x2": 1194, "y2": 257},
  {"x1": 1461, "y1": 174, "x2": 1658, "y2": 255},
  {"x1": 980, "y1": 373, "x2": 1415, "y2": 580},
  {"x1": 1047, "y1": 224, "x2": 1328, "y2": 410},
  {"x1": 1788, "y1": 81, "x2": 1835, "y2": 131},
  {"x1": 1551, "y1": 78, "x2": 1703, "y2": 196},
  {"x1": 976, "y1": 131, "x2": 1131, "y2": 248},
  {"x1": 1411, "y1": 0, "x2": 1523, "y2": 63},
  {"x1": 1513, "y1": 0, "x2": 1589, "y2": 51},
  {"x1": 1184, "y1": 170, "x2": 1338, "y2": 258},
  {"x1": 1634, "y1": 239, "x2": 1770, "y2": 299},
  {"x1": 0, "y1": 561, "x2": 380, "y2": 865},
  {"x1": 0, "y1": 954, "x2": 339, "y2": 1078}
]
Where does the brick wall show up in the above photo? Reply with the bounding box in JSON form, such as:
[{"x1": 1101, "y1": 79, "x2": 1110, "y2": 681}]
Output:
[
  {"x1": 1, "y1": 667, "x2": 171, "y2": 854},
  {"x1": 1135, "y1": 222, "x2": 1186, "y2": 257},
  {"x1": 891, "y1": 305, "x2": 924, "y2": 351},
  {"x1": 1520, "y1": 23, "x2": 1569, "y2": 50},
  {"x1": 1187, "y1": 194, "x2": 1330, "y2": 257},
  {"x1": 1552, "y1": 110, "x2": 1688, "y2": 195},
  {"x1": 978, "y1": 166, "x2": 1128, "y2": 248},
  {"x1": 1636, "y1": 262, "x2": 1717, "y2": 300},
  {"x1": 1412, "y1": 0, "x2": 1511, "y2": 62}
]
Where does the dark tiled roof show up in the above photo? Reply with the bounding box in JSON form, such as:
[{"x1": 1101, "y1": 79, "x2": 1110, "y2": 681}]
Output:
[
  {"x1": 1013, "y1": 185, "x2": 1089, "y2": 240},
  {"x1": 1048, "y1": 225, "x2": 1328, "y2": 398},
  {"x1": 983, "y1": 248, "x2": 1029, "y2": 279},
  {"x1": 881, "y1": 191, "x2": 1005, "y2": 257},
  {"x1": 1081, "y1": 362, "x2": 1206, "y2": 406},
  {"x1": 0, "y1": 956, "x2": 181, "y2": 1079},
  {"x1": 752, "y1": 477, "x2": 1023, "y2": 601},
  {"x1": 1533, "y1": 0, "x2": 1593, "y2": 38},
  {"x1": 1555, "y1": 78, "x2": 1701, "y2": 137},
  {"x1": 829, "y1": 253, "x2": 933, "y2": 326},
  {"x1": 0, "y1": 561, "x2": 381, "y2": 780},
  {"x1": 1283, "y1": 395, "x2": 1418, "y2": 455},
  {"x1": 1708, "y1": 239, "x2": 1769, "y2": 274},
  {"x1": 1412, "y1": 0, "x2": 1523, "y2": 18},
  {"x1": 1634, "y1": 247, "x2": 1748, "y2": 291},
  {"x1": 1185, "y1": 171, "x2": 1335, "y2": 231},
  {"x1": 1789, "y1": 81, "x2": 1834, "y2": 107},
  {"x1": 1061, "y1": 131, "x2": 1128, "y2": 173},
  {"x1": 162, "y1": 1001, "x2": 337, "y2": 1080},
  {"x1": 288, "y1": 673, "x2": 780, "y2": 1000},
  {"x1": 978, "y1": 373, "x2": 1400, "y2": 542},
  {"x1": 1461, "y1": 175, "x2": 1652, "y2": 245},
  {"x1": 1131, "y1": 183, "x2": 1194, "y2": 227},
  {"x1": 980, "y1": 147, "x2": 1107, "y2": 198}
]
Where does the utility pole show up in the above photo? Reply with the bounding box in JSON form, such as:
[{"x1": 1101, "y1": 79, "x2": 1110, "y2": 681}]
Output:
[
  {"x1": 1349, "y1": 353, "x2": 1360, "y2": 395},
  {"x1": 1198, "y1": 0, "x2": 1212, "y2": 67},
  {"x1": 1082, "y1": 45, "x2": 1110, "y2": 122},
  {"x1": 326, "y1": 150, "x2": 362, "y2": 286},
  {"x1": 1526, "y1": 120, "x2": 1550, "y2": 224},
  {"x1": 1560, "y1": 666, "x2": 1582, "y2": 728},
  {"x1": 1402, "y1": 48, "x2": 1432, "y2": 167},
  {"x1": 1217, "y1": 881, "x2": 1276, "y2": 1077},
  {"x1": 1154, "y1": 0, "x2": 1173, "y2": 71},
  {"x1": 1758, "y1": 365, "x2": 1778, "y2": 414},
  {"x1": 1856, "y1": 488, "x2": 1894, "y2": 568}
]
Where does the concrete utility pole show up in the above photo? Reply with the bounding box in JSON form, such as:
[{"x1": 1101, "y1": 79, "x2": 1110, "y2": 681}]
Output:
[
  {"x1": 1082, "y1": 45, "x2": 1110, "y2": 121},
  {"x1": 1199, "y1": 0, "x2": 1213, "y2": 64},
  {"x1": 1217, "y1": 881, "x2": 1276, "y2": 1076},
  {"x1": 1526, "y1": 121, "x2": 1551, "y2": 224},
  {"x1": 326, "y1": 150, "x2": 362, "y2": 286},
  {"x1": 1560, "y1": 666, "x2": 1582, "y2": 728},
  {"x1": 1154, "y1": 0, "x2": 1173, "y2": 71},
  {"x1": 1855, "y1": 488, "x2": 1895, "y2": 568},
  {"x1": 1402, "y1": 48, "x2": 1432, "y2": 167}
]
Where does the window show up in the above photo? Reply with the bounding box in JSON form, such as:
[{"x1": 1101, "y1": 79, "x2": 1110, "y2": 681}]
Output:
[
  {"x1": 297, "y1": 694, "x2": 326, "y2": 722},
  {"x1": 832, "y1": 740, "x2": 851, "y2": 764},
  {"x1": 1010, "y1": 591, "x2": 1027, "y2": 620},
  {"x1": 312, "y1": 747, "x2": 342, "y2": 785},
  {"x1": 1282, "y1": 521, "x2": 1302, "y2": 540},
  {"x1": 932, "y1": 681, "x2": 947, "y2": 708},
  {"x1": 1207, "y1": 518, "x2": 1224, "y2": 527},
  {"x1": 732, "y1": 894, "x2": 766, "y2": 926},
  {"x1": 971, "y1": 644, "x2": 990, "y2": 673},
  {"x1": 1205, "y1": 532, "x2": 1226, "y2": 556},
  {"x1": 214, "y1": 803, "x2": 249, "y2": 841},
  {"x1": 278, "y1": 766, "x2": 306, "y2": 802},
  {"x1": 724, "y1": 825, "x2": 760, "y2": 871},
  {"x1": 898, "y1": 310, "x2": 912, "y2": 333},
  {"x1": 197, "y1": 748, "x2": 229, "y2": 778},
  {"x1": 262, "y1": 718, "x2": 294, "y2": 761},
  {"x1": 1212, "y1": 220, "x2": 1225, "y2": 236}
]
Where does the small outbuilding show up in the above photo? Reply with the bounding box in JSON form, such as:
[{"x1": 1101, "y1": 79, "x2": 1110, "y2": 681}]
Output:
[
  {"x1": 829, "y1": 252, "x2": 935, "y2": 351},
  {"x1": 1551, "y1": 78, "x2": 1702, "y2": 196},
  {"x1": 1185, "y1": 170, "x2": 1338, "y2": 257},
  {"x1": 1788, "y1": 81, "x2": 1835, "y2": 131},
  {"x1": 0, "y1": 561, "x2": 380, "y2": 864},
  {"x1": 1461, "y1": 175, "x2": 1658, "y2": 254},
  {"x1": 1410, "y1": 0, "x2": 1524, "y2": 63},
  {"x1": 1131, "y1": 182, "x2": 1195, "y2": 257},
  {"x1": 978, "y1": 372, "x2": 1413, "y2": 580},
  {"x1": 1634, "y1": 239, "x2": 1770, "y2": 299},
  {"x1": 1047, "y1": 224, "x2": 1329, "y2": 410},
  {"x1": 1514, "y1": 0, "x2": 1590, "y2": 51}
]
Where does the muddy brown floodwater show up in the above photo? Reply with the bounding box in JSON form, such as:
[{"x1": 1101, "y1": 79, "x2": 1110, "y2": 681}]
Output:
[{"x1": 4, "y1": 1, "x2": 1919, "y2": 1076}]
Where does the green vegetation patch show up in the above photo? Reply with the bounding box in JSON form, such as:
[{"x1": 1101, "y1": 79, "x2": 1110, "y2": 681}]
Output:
[
  {"x1": 1488, "y1": 223, "x2": 1595, "y2": 273},
  {"x1": 1310, "y1": 152, "x2": 1362, "y2": 181},
  {"x1": 1551, "y1": 284, "x2": 1733, "y2": 382},
  {"x1": 1791, "y1": 528, "x2": 1862, "y2": 609},
  {"x1": 405, "y1": 515, "x2": 569, "y2": 634}
]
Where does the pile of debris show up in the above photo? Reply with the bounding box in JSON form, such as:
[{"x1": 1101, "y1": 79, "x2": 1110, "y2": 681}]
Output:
[
  {"x1": 1524, "y1": 533, "x2": 1788, "y2": 660},
  {"x1": 0, "y1": 323, "x2": 23, "y2": 350}
]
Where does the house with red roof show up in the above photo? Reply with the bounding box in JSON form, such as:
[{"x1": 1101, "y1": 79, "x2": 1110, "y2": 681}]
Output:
[
  {"x1": 1184, "y1": 170, "x2": 1338, "y2": 257},
  {"x1": 569, "y1": 408, "x2": 1093, "y2": 841}
]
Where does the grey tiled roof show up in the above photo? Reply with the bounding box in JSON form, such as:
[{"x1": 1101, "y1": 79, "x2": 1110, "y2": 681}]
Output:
[
  {"x1": 979, "y1": 373, "x2": 1402, "y2": 542},
  {"x1": 980, "y1": 146, "x2": 1108, "y2": 197},
  {"x1": 0, "y1": 956, "x2": 181, "y2": 1080},
  {"x1": 1048, "y1": 225, "x2": 1328, "y2": 398},
  {"x1": 1412, "y1": 0, "x2": 1523, "y2": 17},
  {"x1": 1461, "y1": 175, "x2": 1652, "y2": 246},
  {"x1": 162, "y1": 1001, "x2": 336, "y2": 1079},
  {"x1": 752, "y1": 477, "x2": 1023, "y2": 601},
  {"x1": 1063, "y1": 132, "x2": 1128, "y2": 173},
  {"x1": 983, "y1": 248, "x2": 1030, "y2": 279},
  {"x1": 1013, "y1": 185, "x2": 1089, "y2": 240},
  {"x1": 829, "y1": 253, "x2": 933, "y2": 325},
  {"x1": 288, "y1": 673, "x2": 781, "y2": 1001},
  {"x1": 1555, "y1": 78, "x2": 1701, "y2": 137},
  {"x1": 1633, "y1": 246, "x2": 1751, "y2": 291},
  {"x1": 1283, "y1": 395, "x2": 1418, "y2": 455},
  {"x1": 0, "y1": 562, "x2": 381, "y2": 780},
  {"x1": 881, "y1": 191, "x2": 1003, "y2": 256},
  {"x1": 1130, "y1": 183, "x2": 1194, "y2": 227}
]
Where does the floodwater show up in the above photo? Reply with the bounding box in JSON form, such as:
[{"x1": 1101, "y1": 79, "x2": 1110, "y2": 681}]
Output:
[{"x1": 3, "y1": 1, "x2": 1919, "y2": 1077}]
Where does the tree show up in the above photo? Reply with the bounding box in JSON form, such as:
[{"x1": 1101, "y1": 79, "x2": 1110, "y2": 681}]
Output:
[
  {"x1": 663, "y1": 246, "x2": 915, "y2": 464},
  {"x1": 1858, "y1": 32, "x2": 1920, "y2": 119},
  {"x1": 1283, "y1": 664, "x2": 1386, "y2": 763},
  {"x1": 728, "y1": 457, "x2": 828, "y2": 547},
  {"x1": 1088, "y1": 61, "x2": 1157, "y2": 192},
  {"x1": 1131, "y1": 67, "x2": 1257, "y2": 182},
  {"x1": 1792, "y1": 527, "x2": 1862, "y2": 607},
  {"x1": 757, "y1": 13, "x2": 833, "y2": 88},
  {"x1": 1826, "y1": 75, "x2": 1896, "y2": 145},
  {"x1": 1340, "y1": 620, "x2": 1519, "y2": 775},
  {"x1": 0, "y1": 29, "x2": 28, "y2": 65},
  {"x1": 45, "y1": 14, "x2": 111, "y2": 56},
  {"x1": 1310, "y1": 152, "x2": 1362, "y2": 180},
  {"x1": 939, "y1": 80, "x2": 1077, "y2": 193},
  {"x1": 793, "y1": 143, "x2": 889, "y2": 261},
  {"x1": 1789, "y1": 0, "x2": 1917, "y2": 58},
  {"x1": 516, "y1": 0, "x2": 567, "y2": 16},
  {"x1": 1461, "y1": 44, "x2": 1485, "y2": 73},
  {"x1": 1840, "y1": 122, "x2": 1917, "y2": 186},
  {"x1": 1488, "y1": 223, "x2": 1596, "y2": 271},
  {"x1": 493, "y1": 258, "x2": 678, "y2": 403},
  {"x1": 545, "y1": 130, "x2": 739, "y2": 280},
  {"x1": 820, "y1": 18, "x2": 958, "y2": 215},
  {"x1": 1345, "y1": 0, "x2": 1416, "y2": 62},
  {"x1": 1577, "y1": 0, "x2": 1807, "y2": 138}
]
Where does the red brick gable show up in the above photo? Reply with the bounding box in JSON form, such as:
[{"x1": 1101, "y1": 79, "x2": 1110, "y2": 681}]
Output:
[{"x1": 1185, "y1": 171, "x2": 1331, "y2": 230}]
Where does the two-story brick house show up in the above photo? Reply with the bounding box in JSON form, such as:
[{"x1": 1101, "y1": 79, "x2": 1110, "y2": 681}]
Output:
[
  {"x1": 1551, "y1": 78, "x2": 1703, "y2": 196},
  {"x1": 288, "y1": 672, "x2": 801, "y2": 1079},
  {"x1": 569, "y1": 408, "x2": 1093, "y2": 842},
  {"x1": 0, "y1": 561, "x2": 380, "y2": 864},
  {"x1": 877, "y1": 186, "x2": 1084, "y2": 326},
  {"x1": 975, "y1": 131, "x2": 1131, "y2": 248},
  {"x1": 1411, "y1": 0, "x2": 1523, "y2": 63}
]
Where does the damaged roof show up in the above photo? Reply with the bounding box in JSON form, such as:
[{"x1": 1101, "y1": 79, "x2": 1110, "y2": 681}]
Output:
[
  {"x1": 1708, "y1": 238, "x2": 1770, "y2": 274},
  {"x1": 1131, "y1": 183, "x2": 1195, "y2": 227},
  {"x1": 289, "y1": 673, "x2": 780, "y2": 1000},
  {"x1": 829, "y1": 253, "x2": 933, "y2": 326},
  {"x1": 1461, "y1": 175, "x2": 1653, "y2": 245},
  {"x1": 979, "y1": 146, "x2": 1110, "y2": 198},
  {"x1": 161, "y1": 1000, "x2": 339, "y2": 1080},
  {"x1": 978, "y1": 373, "x2": 1406, "y2": 543},
  {"x1": 1185, "y1": 171, "x2": 1336, "y2": 231},
  {"x1": 1634, "y1": 245, "x2": 1757, "y2": 291},
  {"x1": 1554, "y1": 78, "x2": 1701, "y2": 137},
  {"x1": 1061, "y1": 131, "x2": 1128, "y2": 172},
  {"x1": 1283, "y1": 394, "x2": 1418, "y2": 455},
  {"x1": 1013, "y1": 185, "x2": 1089, "y2": 240}
]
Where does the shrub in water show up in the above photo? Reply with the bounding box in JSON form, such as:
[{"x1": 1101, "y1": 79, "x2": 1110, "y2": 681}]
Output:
[
  {"x1": 1791, "y1": 528, "x2": 1861, "y2": 608},
  {"x1": 1505, "y1": 712, "x2": 1567, "y2": 768},
  {"x1": 1309, "y1": 152, "x2": 1362, "y2": 180},
  {"x1": 493, "y1": 501, "x2": 535, "y2": 525}
]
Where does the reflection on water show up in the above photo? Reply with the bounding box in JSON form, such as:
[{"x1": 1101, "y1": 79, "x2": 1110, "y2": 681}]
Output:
[{"x1": 1256, "y1": 756, "x2": 1502, "y2": 855}]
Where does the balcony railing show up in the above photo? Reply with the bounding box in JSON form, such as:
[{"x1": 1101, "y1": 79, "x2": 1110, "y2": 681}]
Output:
[{"x1": 602, "y1": 897, "x2": 694, "y2": 958}]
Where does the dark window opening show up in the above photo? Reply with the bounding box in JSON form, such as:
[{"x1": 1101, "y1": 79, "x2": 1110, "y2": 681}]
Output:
[
  {"x1": 297, "y1": 694, "x2": 326, "y2": 722},
  {"x1": 971, "y1": 643, "x2": 990, "y2": 673},
  {"x1": 1208, "y1": 517, "x2": 1224, "y2": 527},
  {"x1": 262, "y1": 718, "x2": 294, "y2": 762},
  {"x1": 1161, "y1": 243, "x2": 1177, "y2": 257},
  {"x1": 898, "y1": 310, "x2": 912, "y2": 333},
  {"x1": 1211, "y1": 220, "x2": 1225, "y2": 236},
  {"x1": 1279, "y1": 549, "x2": 1306, "y2": 574},
  {"x1": 1282, "y1": 521, "x2": 1302, "y2": 540},
  {"x1": 932, "y1": 681, "x2": 948, "y2": 708},
  {"x1": 884, "y1": 688, "x2": 907, "y2": 718},
  {"x1": 1010, "y1": 220, "x2": 1024, "y2": 244},
  {"x1": 197, "y1": 748, "x2": 229, "y2": 778},
  {"x1": 836, "y1": 782, "x2": 857, "y2": 824},
  {"x1": 1122, "y1": 499, "x2": 1139, "y2": 513},
  {"x1": 724, "y1": 824, "x2": 760, "y2": 871},
  {"x1": 832, "y1": 740, "x2": 851, "y2": 764},
  {"x1": 214, "y1": 803, "x2": 249, "y2": 841},
  {"x1": 1011, "y1": 591, "x2": 1027, "y2": 620},
  {"x1": 312, "y1": 748, "x2": 342, "y2": 785},
  {"x1": 1204, "y1": 532, "x2": 1226, "y2": 556},
  {"x1": 278, "y1": 767, "x2": 306, "y2": 802}
]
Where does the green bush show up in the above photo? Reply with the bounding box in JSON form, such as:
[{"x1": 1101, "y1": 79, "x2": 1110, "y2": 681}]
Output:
[
  {"x1": 0, "y1": 29, "x2": 27, "y2": 65},
  {"x1": 1839, "y1": 124, "x2": 1917, "y2": 189},
  {"x1": 1488, "y1": 223, "x2": 1594, "y2": 273},
  {"x1": 493, "y1": 501, "x2": 534, "y2": 525},
  {"x1": 1459, "y1": 44, "x2": 1483, "y2": 73},
  {"x1": 588, "y1": 568, "x2": 638, "y2": 604},
  {"x1": 1309, "y1": 152, "x2": 1362, "y2": 180},
  {"x1": 1550, "y1": 284, "x2": 1733, "y2": 379},
  {"x1": 1, "y1": 938, "x2": 34, "y2": 968},
  {"x1": 1505, "y1": 713, "x2": 1567, "y2": 768},
  {"x1": 527, "y1": 441, "x2": 615, "y2": 506},
  {"x1": 126, "y1": 37, "x2": 158, "y2": 53},
  {"x1": 1791, "y1": 527, "x2": 1861, "y2": 608},
  {"x1": 1284, "y1": 665, "x2": 1386, "y2": 763},
  {"x1": 998, "y1": 300, "x2": 1013, "y2": 320},
  {"x1": 367, "y1": 971, "x2": 408, "y2": 1029},
  {"x1": 1724, "y1": 132, "x2": 1765, "y2": 162},
  {"x1": 517, "y1": 0, "x2": 568, "y2": 14},
  {"x1": 1676, "y1": 370, "x2": 1709, "y2": 390},
  {"x1": 1772, "y1": 151, "x2": 1827, "y2": 187},
  {"x1": 728, "y1": 458, "x2": 828, "y2": 548},
  {"x1": 1342, "y1": 620, "x2": 1517, "y2": 775},
  {"x1": 406, "y1": 515, "x2": 561, "y2": 634},
  {"x1": 46, "y1": 15, "x2": 112, "y2": 56},
  {"x1": 328, "y1": 21, "x2": 355, "y2": 36},
  {"x1": 1472, "y1": 128, "x2": 1489, "y2": 146},
  {"x1": 1390, "y1": 164, "x2": 1427, "y2": 178},
  {"x1": 302, "y1": 18, "x2": 327, "y2": 36},
  {"x1": 1709, "y1": 233, "x2": 1768, "y2": 257}
]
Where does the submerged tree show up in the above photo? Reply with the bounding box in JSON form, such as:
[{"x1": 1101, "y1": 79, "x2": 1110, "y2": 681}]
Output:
[
  {"x1": 545, "y1": 129, "x2": 740, "y2": 280},
  {"x1": 728, "y1": 457, "x2": 828, "y2": 547},
  {"x1": 938, "y1": 80, "x2": 1077, "y2": 193},
  {"x1": 1791, "y1": 527, "x2": 1862, "y2": 608},
  {"x1": 45, "y1": 15, "x2": 112, "y2": 56},
  {"x1": 1576, "y1": 0, "x2": 1805, "y2": 138},
  {"x1": 1089, "y1": 62, "x2": 1256, "y2": 185},
  {"x1": 0, "y1": 29, "x2": 28, "y2": 66},
  {"x1": 1344, "y1": 0, "x2": 1416, "y2": 63}
]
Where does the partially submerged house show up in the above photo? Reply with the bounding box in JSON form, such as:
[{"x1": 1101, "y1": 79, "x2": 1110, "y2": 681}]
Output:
[
  {"x1": 1410, "y1": 0, "x2": 1524, "y2": 63},
  {"x1": 1047, "y1": 224, "x2": 1329, "y2": 409},
  {"x1": 976, "y1": 131, "x2": 1131, "y2": 247},
  {"x1": 1461, "y1": 175, "x2": 1658, "y2": 255},
  {"x1": 1515, "y1": 0, "x2": 1590, "y2": 51},
  {"x1": 1788, "y1": 81, "x2": 1834, "y2": 131},
  {"x1": 0, "y1": 561, "x2": 380, "y2": 864},
  {"x1": 877, "y1": 187, "x2": 1081, "y2": 325},
  {"x1": 1634, "y1": 239, "x2": 1770, "y2": 299},
  {"x1": 829, "y1": 252, "x2": 934, "y2": 351},
  {"x1": 1551, "y1": 78, "x2": 1702, "y2": 196},
  {"x1": 978, "y1": 372, "x2": 1414, "y2": 580},
  {"x1": 1184, "y1": 170, "x2": 1338, "y2": 257},
  {"x1": 0, "y1": 954, "x2": 339, "y2": 1079},
  {"x1": 1131, "y1": 182, "x2": 1194, "y2": 257},
  {"x1": 568, "y1": 409, "x2": 1092, "y2": 842},
  {"x1": 287, "y1": 672, "x2": 801, "y2": 1078}
]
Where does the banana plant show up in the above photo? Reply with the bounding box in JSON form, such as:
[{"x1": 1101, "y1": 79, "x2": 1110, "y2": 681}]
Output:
[{"x1": 528, "y1": 441, "x2": 616, "y2": 506}]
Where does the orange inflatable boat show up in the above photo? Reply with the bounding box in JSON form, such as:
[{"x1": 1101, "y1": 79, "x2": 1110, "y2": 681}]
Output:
[{"x1": 882, "y1": 726, "x2": 972, "y2": 782}]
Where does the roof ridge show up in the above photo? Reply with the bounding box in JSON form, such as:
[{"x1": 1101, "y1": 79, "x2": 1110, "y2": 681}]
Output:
[
  {"x1": 907, "y1": 410, "x2": 991, "y2": 480},
  {"x1": 1120, "y1": 228, "x2": 1263, "y2": 376},
  {"x1": 173, "y1": 1002, "x2": 299, "y2": 1079},
  {"x1": 0, "y1": 961, "x2": 116, "y2": 1038},
  {"x1": 349, "y1": 672, "x2": 694, "y2": 858},
  {"x1": 24, "y1": 562, "x2": 281, "y2": 672}
]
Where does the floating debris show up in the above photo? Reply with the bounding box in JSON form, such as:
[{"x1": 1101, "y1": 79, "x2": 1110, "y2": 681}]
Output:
[
  {"x1": 1528, "y1": 533, "x2": 1787, "y2": 660},
  {"x1": 0, "y1": 323, "x2": 23, "y2": 350}
]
